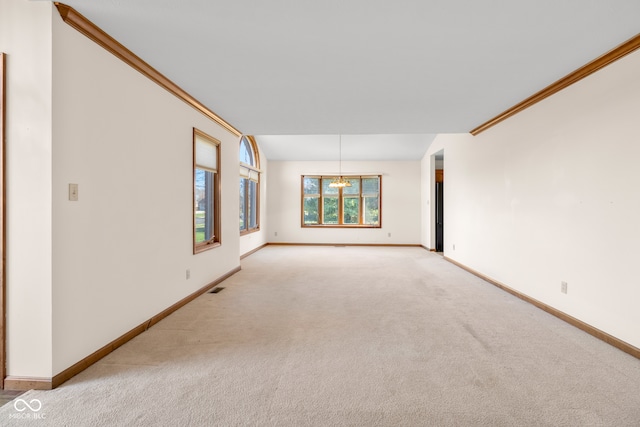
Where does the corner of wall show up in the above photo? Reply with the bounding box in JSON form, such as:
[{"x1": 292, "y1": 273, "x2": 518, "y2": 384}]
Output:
[{"x1": 1, "y1": 0, "x2": 55, "y2": 379}]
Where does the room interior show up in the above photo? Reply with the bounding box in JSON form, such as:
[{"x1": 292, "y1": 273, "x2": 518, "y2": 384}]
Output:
[
  {"x1": 1, "y1": 0, "x2": 639, "y2": 419},
  {"x1": 5, "y1": 245, "x2": 640, "y2": 424}
]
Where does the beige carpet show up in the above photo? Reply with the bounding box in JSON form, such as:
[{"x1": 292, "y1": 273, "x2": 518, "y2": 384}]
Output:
[{"x1": 3, "y1": 246, "x2": 640, "y2": 426}]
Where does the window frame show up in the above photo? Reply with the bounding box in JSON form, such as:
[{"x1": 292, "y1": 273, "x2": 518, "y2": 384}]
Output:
[
  {"x1": 301, "y1": 175, "x2": 382, "y2": 228},
  {"x1": 239, "y1": 135, "x2": 260, "y2": 235},
  {"x1": 193, "y1": 128, "x2": 221, "y2": 253}
]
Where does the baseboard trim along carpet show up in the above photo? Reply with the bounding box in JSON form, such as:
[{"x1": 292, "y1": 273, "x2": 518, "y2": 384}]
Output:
[
  {"x1": 4, "y1": 266, "x2": 242, "y2": 391},
  {"x1": 444, "y1": 256, "x2": 640, "y2": 360},
  {"x1": 268, "y1": 242, "x2": 422, "y2": 248},
  {"x1": 241, "y1": 243, "x2": 268, "y2": 259},
  {"x1": 3, "y1": 377, "x2": 52, "y2": 391}
]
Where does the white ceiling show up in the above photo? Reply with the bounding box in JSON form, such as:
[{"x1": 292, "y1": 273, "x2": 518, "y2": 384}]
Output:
[
  {"x1": 54, "y1": 1, "x2": 640, "y2": 159},
  {"x1": 257, "y1": 134, "x2": 437, "y2": 161}
]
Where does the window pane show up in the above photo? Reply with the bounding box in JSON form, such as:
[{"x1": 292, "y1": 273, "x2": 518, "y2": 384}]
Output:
[
  {"x1": 343, "y1": 178, "x2": 360, "y2": 195},
  {"x1": 303, "y1": 197, "x2": 319, "y2": 224},
  {"x1": 239, "y1": 136, "x2": 259, "y2": 234},
  {"x1": 239, "y1": 178, "x2": 246, "y2": 231},
  {"x1": 304, "y1": 177, "x2": 319, "y2": 195},
  {"x1": 194, "y1": 130, "x2": 220, "y2": 252},
  {"x1": 301, "y1": 175, "x2": 380, "y2": 228},
  {"x1": 240, "y1": 137, "x2": 253, "y2": 165},
  {"x1": 362, "y1": 177, "x2": 379, "y2": 194},
  {"x1": 195, "y1": 168, "x2": 215, "y2": 242},
  {"x1": 323, "y1": 197, "x2": 338, "y2": 224},
  {"x1": 364, "y1": 196, "x2": 379, "y2": 225},
  {"x1": 343, "y1": 197, "x2": 360, "y2": 224},
  {"x1": 322, "y1": 178, "x2": 339, "y2": 195},
  {"x1": 249, "y1": 180, "x2": 257, "y2": 229}
]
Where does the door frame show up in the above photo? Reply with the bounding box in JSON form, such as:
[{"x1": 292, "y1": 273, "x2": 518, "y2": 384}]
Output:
[{"x1": 1, "y1": 52, "x2": 7, "y2": 389}]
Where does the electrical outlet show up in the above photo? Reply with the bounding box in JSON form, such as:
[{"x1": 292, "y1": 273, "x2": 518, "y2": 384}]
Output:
[
  {"x1": 453, "y1": 244, "x2": 456, "y2": 250},
  {"x1": 388, "y1": 232, "x2": 391, "y2": 237},
  {"x1": 186, "y1": 269, "x2": 190, "y2": 280},
  {"x1": 274, "y1": 231, "x2": 278, "y2": 236},
  {"x1": 561, "y1": 281, "x2": 567, "y2": 294}
]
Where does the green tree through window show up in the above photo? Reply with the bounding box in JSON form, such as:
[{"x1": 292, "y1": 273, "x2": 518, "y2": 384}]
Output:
[
  {"x1": 194, "y1": 129, "x2": 220, "y2": 253},
  {"x1": 240, "y1": 136, "x2": 260, "y2": 234},
  {"x1": 301, "y1": 176, "x2": 381, "y2": 227}
]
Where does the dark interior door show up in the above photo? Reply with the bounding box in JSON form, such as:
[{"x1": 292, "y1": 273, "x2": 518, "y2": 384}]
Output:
[{"x1": 435, "y1": 182, "x2": 444, "y2": 252}]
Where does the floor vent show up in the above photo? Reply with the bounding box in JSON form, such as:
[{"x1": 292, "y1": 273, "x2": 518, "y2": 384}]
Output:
[{"x1": 209, "y1": 287, "x2": 225, "y2": 294}]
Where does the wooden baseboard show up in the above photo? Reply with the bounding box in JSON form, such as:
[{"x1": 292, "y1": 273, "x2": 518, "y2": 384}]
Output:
[
  {"x1": 267, "y1": 242, "x2": 422, "y2": 248},
  {"x1": 4, "y1": 377, "x2": 52, "y2": 391},
  {"x1": 4, "y1": 266, "x2": 241, "y2": 391},
  {"x1": 240, "y1": 243, "x2": 268, "y2": 260},
  {"x1": 51, "y1": 321, "x2": 150, "y2": 388},
  {"x1": 147, "y1": 266, "x2": 240, "y2": 329},
  {"x1": 444, "y1": 256, "x2": 640, "y2": 360}
]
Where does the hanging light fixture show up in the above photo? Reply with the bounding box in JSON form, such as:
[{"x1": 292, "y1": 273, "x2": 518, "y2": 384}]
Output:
[{"x1": 329, "y1": 134, "x2": 351, "y2": 188}]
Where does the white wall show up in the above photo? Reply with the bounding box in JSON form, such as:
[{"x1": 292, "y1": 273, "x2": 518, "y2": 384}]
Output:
[
  {"x1": 1, "y1": 0, "x2": 54, "y2": 378},
  {"x1": 48, "y1": 6, "x2": 241, "y2": 375},
  {"x1": 267, "y1": 160, "x2": 421, "y2": 244},
  {"x1": 239, "y1": 145, "x2": 268, "y2": 256},
  {"x1": 423, "y1": 49, "x2": 640, "y2": 348}
]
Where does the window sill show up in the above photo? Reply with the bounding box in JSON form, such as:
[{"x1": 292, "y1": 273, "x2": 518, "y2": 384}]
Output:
[
  {"x1": 193, "y1": 241, "x2": 221, "y2": 254},
  {"x1": 240, "y1": 227, "x2": 260, "y2": 236},
  {"x1": 301, "y1": 224, "x2": 381, "y2": 229}
]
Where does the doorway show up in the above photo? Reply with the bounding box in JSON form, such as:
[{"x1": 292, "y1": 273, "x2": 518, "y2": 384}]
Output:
[{"x1": 433, "y1": 150, "x2": 444, "y2": 252}]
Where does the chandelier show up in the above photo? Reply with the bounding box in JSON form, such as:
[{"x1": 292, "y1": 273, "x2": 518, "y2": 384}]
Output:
[{"x1": 329, "y1": 134, "x2": 351, "y2": 188}]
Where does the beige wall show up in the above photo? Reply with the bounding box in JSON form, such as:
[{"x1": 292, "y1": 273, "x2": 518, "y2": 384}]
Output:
[
  {"x1": 0, "y1": 0, "x2": 54, "y2": 378},
  {"x1": 1, "y1": 0, "x2": 245, "y2": 379},
  {"x1": 50, "y1": 5, "x2": 242, "y2": 375},
  {"x1": 422, "y1": 49, "x2": 640, "y2": 348}
]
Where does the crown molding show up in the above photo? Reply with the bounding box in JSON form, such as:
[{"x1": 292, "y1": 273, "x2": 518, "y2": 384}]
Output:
[
  {"x1": 471, "y1": 32, "x2": 640, "y2": 135},
  {"x1": 54, "y1": 3, "x2": 242, "y2": 137}
]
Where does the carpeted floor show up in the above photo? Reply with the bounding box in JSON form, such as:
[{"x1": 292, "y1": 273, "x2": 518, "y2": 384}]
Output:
[
  {"x1": 0, "y1": 390, "x2": 25, "y2": 408},
  {"x1": 2, "y1": 246, "x2": 640, "y2": 426}
]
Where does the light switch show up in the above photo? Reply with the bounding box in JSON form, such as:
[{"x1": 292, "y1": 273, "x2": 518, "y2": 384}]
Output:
[{"x1": 69, "y1": 183, "x2": 79, "y2": 201}]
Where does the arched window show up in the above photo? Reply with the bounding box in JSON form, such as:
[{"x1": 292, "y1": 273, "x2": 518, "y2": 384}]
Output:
[
  {"x1": 239, "y1": 136, "x2": 260, "y2": 234},
  {"x1": 239, "y1": 137, "x2": 254, "y2": 165}
]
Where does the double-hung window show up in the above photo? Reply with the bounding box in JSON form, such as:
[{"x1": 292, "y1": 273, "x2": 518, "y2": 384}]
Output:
[
  {"x1": 239, "y1": 136, "x2": 260, "y2": 234},
  {"x1": 194, "y1": 129, "x2": 220, "y2": 253},
  {"x1": 302, "y1": 175, "x2": 381, "y2": 227}
]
